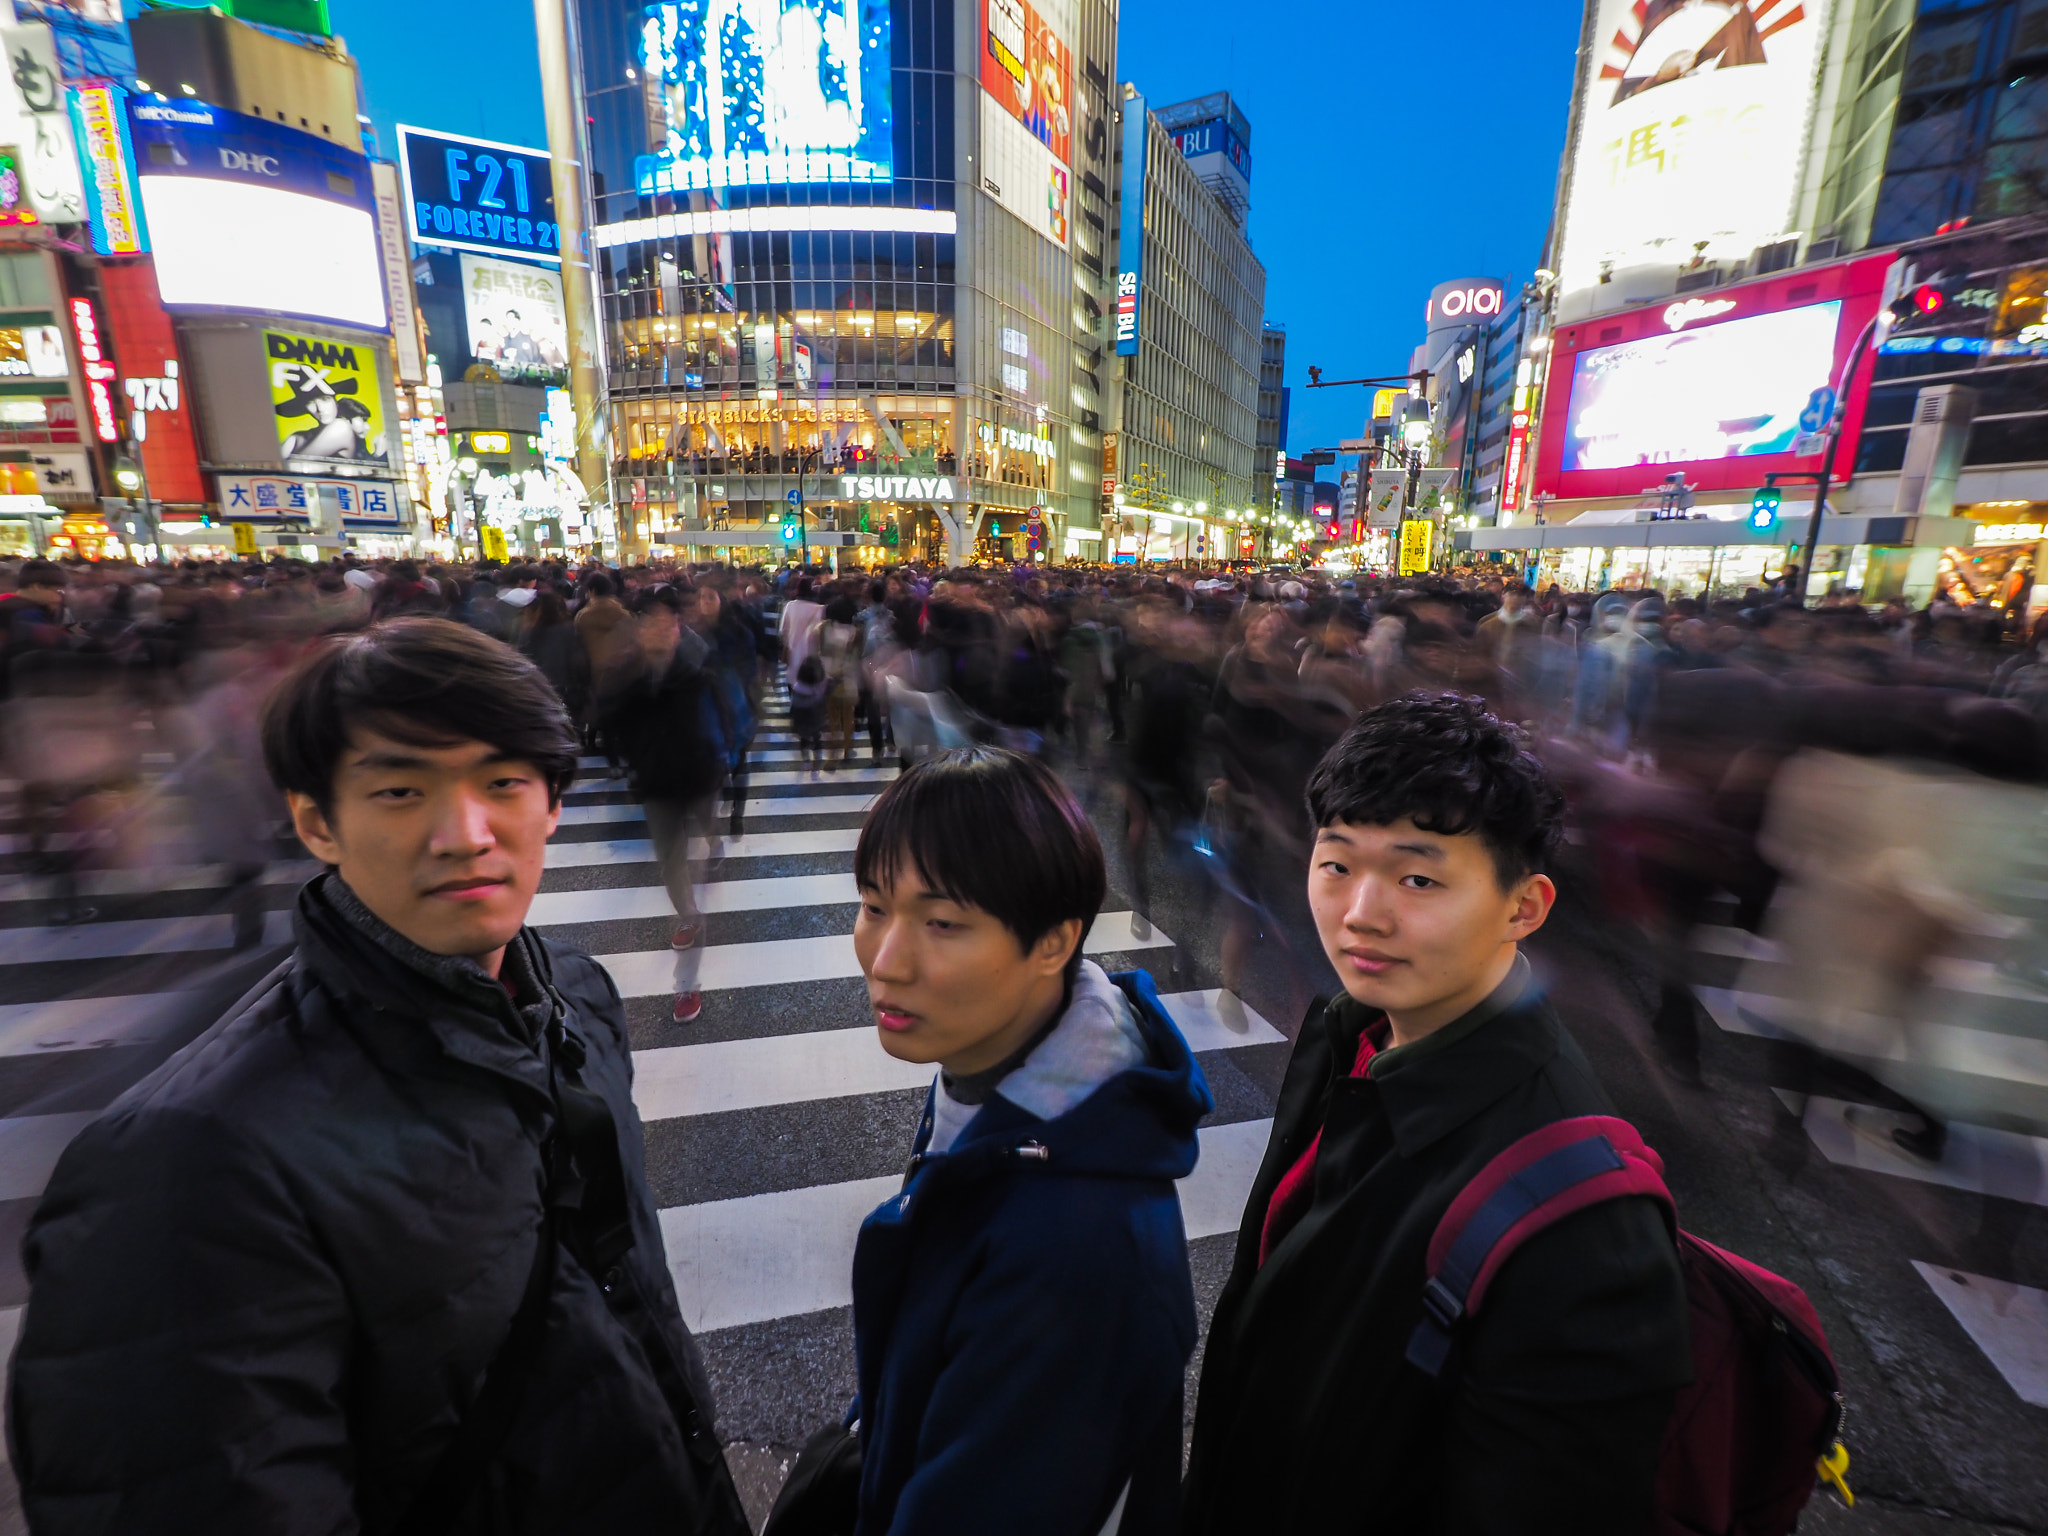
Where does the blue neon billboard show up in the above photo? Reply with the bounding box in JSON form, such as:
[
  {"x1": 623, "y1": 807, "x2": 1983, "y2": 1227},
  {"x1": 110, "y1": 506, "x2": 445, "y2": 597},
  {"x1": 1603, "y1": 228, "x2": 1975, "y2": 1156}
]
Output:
[{"x1": 635, "y1": 0, "x2": 893, "y2": 194}]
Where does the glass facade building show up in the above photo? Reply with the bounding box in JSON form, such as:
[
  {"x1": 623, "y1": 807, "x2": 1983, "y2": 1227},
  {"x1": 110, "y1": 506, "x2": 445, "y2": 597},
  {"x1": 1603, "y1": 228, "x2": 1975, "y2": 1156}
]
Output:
[
  {"x1": 1108, "y1": 87, "x2": 1265, "y2": 562},
  {"x1": 567, "y1": 0, "x2": 1119, "y2": 561}
]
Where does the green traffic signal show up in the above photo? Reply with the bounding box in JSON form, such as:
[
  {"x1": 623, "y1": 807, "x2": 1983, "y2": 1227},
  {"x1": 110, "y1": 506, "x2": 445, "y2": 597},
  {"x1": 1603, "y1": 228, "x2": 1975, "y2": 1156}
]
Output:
[{"x1": 1748, "y1": 485, "x2": 1782, "y2": 532}]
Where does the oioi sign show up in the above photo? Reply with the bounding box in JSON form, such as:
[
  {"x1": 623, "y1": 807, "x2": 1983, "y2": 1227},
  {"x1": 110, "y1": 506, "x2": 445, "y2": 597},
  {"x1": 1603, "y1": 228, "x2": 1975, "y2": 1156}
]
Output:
[{"x1": 1425, "y1": 278, "x2": 1505, "y2": 333}]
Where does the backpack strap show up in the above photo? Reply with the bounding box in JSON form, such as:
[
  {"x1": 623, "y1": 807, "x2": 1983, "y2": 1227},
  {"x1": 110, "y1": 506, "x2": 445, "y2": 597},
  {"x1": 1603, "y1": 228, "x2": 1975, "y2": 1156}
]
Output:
[{"x1": 1406, "y1": 1115, "x2": 1673, "y2": 1379}]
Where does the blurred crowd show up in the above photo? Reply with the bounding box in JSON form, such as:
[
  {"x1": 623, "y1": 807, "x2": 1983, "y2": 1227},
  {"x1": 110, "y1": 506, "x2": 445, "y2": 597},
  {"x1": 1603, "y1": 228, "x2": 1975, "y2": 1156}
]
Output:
[{"x1": 7, "y1": 550, "x2": 2048, "y2": 1166}]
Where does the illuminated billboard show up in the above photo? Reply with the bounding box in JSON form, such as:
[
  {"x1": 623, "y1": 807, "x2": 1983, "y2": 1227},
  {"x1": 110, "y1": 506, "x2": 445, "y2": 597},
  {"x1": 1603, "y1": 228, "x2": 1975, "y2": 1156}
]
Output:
[
  {"x1": 1552, "y1": 0, "x2": 1832, "y2": 317},
  {"x1": 128, "y1": 100, "x2": 386, "y2": 330},
  {"x1": 265, "y1": 328, "x2": 391, "y2": 467},
  {"x1": 397, "y1": 125, "x2": 557, "y2": 265},
  {"x1": 636, "y1": 0, "x2": 892, "y2": 194},
  {"x1": 977, "y1": 0, "x2": 1070, "y2": 248},
  {"x1": 981, "y1": 0, "x2": 1069, "y2": 164},
  {"x1": 460, "y1": 252, "x2": 567, "y2": 381},
  {"x1": 1560, "y1": 300, "x2": 1840, "y2": 470}
]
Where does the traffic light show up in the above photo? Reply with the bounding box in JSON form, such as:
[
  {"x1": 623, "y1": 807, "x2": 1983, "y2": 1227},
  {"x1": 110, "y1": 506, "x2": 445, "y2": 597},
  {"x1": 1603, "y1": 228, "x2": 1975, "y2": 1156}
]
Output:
[
  {"x1": 1748, "y1": 484, "x2": 1782, "y2": 532},
  {"x1": 780, "y1": 512, "x2": 800, "y2": 542}
]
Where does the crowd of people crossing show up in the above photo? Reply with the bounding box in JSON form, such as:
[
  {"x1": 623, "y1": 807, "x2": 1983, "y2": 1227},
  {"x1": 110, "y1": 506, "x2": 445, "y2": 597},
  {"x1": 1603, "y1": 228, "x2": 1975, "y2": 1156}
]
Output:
[{"x1": 0, "y1": 546, "x2": 2042, "y2": 1533}]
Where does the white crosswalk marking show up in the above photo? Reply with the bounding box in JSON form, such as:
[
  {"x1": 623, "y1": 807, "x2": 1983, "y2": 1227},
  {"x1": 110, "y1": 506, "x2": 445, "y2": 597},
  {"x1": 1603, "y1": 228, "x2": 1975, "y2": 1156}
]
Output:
[
  {"x1": 0, "y1": 997, "x2": 182, "y2": 1057},
  {"x1": 527, "y1": 873, "x2": 858, "y2": 926},
  {"x1": 595, "y1": 911, "x2": 1170, "y2": 998},
  {"x1": 627, "y1": 992, "x2": 1282, "y2": 1122},
  {"x1": 0, "y1": 909, "x2": 292, "y2": 965},
  {"x1": 1912, "y1": 1263, "x2": 2048, "y2": 1408},
  {"x1": 546, "y1": 827, "x2": 863, "y2": 866},
  {"x1": 557, "y1": 794, "x2": 876, "y2": 826},
  {"x1": 658, "y1": 1119, "x2": 1270, "y2": 1334}
]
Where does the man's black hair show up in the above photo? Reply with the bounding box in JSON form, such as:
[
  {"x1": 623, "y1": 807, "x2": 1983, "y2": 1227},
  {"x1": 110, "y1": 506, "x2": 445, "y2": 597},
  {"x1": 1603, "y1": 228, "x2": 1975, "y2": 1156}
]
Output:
[
  {"x1": 261, "y1": 617, "x2": 579, "y2": 816},
  {"x1": 855, "y1": 747, "x2": 1105, "y2": 983},
  {"x1": 1304, "y1": 692, "x2": 1563, "y2": 890},
  {"x1": 14, "y1": 558, "x2": 62, "y2": 589}
]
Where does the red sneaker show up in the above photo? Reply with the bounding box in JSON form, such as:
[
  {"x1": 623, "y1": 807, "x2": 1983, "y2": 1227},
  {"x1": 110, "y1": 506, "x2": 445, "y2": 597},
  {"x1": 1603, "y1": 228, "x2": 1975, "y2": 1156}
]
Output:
[
  {"x1": 671, "y1": 992, "x2": 703, "y2": 1024},
  {"x1": 670, "y1": 918, "x2": 705, "y2": 951}
]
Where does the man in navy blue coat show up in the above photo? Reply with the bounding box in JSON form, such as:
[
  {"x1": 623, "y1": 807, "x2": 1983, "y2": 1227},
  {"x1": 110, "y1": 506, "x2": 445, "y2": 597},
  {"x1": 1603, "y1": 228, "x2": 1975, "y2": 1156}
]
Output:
[{"x1": 846, "y1": 748, "x2": 1212, "y2": 1536}]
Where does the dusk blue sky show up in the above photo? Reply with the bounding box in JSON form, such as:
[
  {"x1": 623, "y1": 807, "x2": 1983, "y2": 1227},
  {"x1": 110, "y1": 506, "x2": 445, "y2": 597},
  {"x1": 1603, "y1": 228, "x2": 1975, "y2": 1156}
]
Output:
[{"x1": 337, "y1": 0, "x2": 1583, "y2": 458}]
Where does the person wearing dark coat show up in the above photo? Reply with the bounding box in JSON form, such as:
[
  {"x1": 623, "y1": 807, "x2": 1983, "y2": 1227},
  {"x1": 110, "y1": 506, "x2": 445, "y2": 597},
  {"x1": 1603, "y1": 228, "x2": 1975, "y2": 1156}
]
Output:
[
  {"x1": 8, "y1": 618, "x2": 749, "y2": 1536},
  {"x1": 842, "y1": 749, "x2": 1210, "y2": 1536},
  {"x1": 1182, "y1": 693, "x2": 1691, "y2": 1536}
]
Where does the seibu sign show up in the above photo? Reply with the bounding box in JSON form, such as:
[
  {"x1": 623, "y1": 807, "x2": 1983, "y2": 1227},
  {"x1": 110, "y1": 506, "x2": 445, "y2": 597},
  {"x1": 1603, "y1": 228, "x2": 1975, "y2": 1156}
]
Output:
[{"x1": 1425, "y1": 277, "x2": 1505, "y2": 333}]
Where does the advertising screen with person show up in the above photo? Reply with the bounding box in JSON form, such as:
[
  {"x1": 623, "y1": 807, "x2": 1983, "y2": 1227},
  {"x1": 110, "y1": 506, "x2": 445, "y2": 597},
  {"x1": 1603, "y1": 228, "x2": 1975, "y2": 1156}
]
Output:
[
  {"x1": 1559, "y1": 300, "x2": 1841, "y2": 470},
  {"x1": 460, "y1": 253, "x2": 568, "y2": 381},
  {"x1": 265, "y1": 328, "x2": 391, "y2": 467}
]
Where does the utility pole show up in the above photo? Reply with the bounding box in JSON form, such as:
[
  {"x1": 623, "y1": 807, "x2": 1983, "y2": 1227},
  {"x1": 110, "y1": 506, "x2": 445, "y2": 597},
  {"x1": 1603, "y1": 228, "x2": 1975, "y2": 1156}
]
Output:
[{"x1": 534, "y1": 0, "x2": 621, "y2": 559}]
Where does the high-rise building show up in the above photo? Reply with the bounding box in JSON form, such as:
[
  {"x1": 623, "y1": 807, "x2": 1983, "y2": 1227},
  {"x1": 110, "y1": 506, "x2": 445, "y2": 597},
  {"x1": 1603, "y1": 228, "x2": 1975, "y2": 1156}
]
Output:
[
  {"x1": 1107, "y1": 84, "x2": 1265, "y2": 563},
  {"x1": 1256, "y1": 320, "x2": 1287, "y2": 480},
  {"x1": 558, "y1": 0, "x2": 1120, "y2": 565}
]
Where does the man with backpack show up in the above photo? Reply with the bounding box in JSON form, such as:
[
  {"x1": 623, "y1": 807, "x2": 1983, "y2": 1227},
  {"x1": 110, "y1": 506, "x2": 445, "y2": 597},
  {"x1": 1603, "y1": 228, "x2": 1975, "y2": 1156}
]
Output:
[{"x1": 1182, "y1": 691, "x2": 1693, "y2": 1533}]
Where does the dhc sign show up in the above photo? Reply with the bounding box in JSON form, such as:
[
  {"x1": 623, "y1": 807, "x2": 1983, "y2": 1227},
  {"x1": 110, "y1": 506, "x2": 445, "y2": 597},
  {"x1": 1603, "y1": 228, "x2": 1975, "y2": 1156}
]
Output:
[{"x1": 841, "y1": 474, "x2": 958, "y2": 502}]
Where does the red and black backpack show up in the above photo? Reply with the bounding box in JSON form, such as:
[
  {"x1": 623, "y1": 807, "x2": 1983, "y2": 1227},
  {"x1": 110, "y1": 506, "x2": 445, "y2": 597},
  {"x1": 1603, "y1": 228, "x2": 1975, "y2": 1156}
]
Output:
[{"x1": 1406, "y1": 1115, "x2": 1853, "y2": 1536}]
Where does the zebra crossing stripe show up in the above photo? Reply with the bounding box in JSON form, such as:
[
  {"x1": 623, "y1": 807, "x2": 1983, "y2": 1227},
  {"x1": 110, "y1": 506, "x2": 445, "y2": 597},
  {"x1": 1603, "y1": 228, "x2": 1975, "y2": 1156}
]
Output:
[
  {"x1": 528, "y1": 873, "x2": 858, "y2": 926},
  {"x1": 546, "y1": 828, "x2": 862, "y2": 867},
  {"x1": 629, "y1": 991, "x2": 1283, "y2": 1122},
  {"x1": 593, "y1": 911, "x2": 1170, "y2": 998},
  {"x1": 556, "y1": 794, "x2": 876, "y2": 827},
  {"x1": 658, "y1": 1117, "x2": 1272, "y2": 1334},
  {"x1": 1911, "y1": 1263, "x2": 2048, "y2": 1408},
  {"x1": 0, "y1": 909, "x2": 293, "y2": 965},
  {"x1": 1771, "y1": 1090, "x2": 2048, "y2": 1208}
]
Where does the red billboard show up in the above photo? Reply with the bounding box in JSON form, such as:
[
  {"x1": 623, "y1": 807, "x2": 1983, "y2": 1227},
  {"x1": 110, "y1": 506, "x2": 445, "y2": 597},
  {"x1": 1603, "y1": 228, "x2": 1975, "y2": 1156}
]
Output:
[
  {"x1": 96, "y1": 260, "x2": 207, "y2": 505},
  {"x1": 1532, "y1": 253, "x2": 1896, "y2": 504}
]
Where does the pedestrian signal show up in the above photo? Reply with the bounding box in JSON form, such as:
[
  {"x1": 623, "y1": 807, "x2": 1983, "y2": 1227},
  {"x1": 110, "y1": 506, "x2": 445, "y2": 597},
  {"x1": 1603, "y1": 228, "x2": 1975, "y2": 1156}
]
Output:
[
  {"x1": 1748, "y1": 485, "x2": 1782, "y2": 532},
  {"x1": 780, "y1": 514, "x2": 800, "y2": 542}
]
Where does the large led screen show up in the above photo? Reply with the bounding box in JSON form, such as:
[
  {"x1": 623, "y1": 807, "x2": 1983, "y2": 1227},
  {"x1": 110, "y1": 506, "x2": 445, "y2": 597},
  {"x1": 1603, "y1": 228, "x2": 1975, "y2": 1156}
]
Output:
[
  {"x1": 138, "y1": 177, "x2": 388, "y2": 330},
  {"x1": 636, "y1": 0, "x2": 892, "y2": 194},
  {"x1": 1560, "y1": 300, "x2": 1841, "y2": 471},
  {"x1": 127, "y1": 100, "x2": 387, "y2": 330}
]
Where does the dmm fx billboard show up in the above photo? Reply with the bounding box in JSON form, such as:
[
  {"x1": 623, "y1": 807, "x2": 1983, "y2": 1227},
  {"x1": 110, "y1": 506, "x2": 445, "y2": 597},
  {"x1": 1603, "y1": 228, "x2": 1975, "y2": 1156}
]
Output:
[
  {"x1": 398, "y1": 125, "x2": 559, "y2": 265},
  {"x1": 1553, "y1": 0, "x2": 1832, "y2": 315},
  {"x1": 264, "y1": 329, "x2": 392, "y2": 468},
  {"x1": 978, "y1": 0, "x2": 1072, "y2": 249},
  {"x1": 839, "y1": 473, "x2": 957, "y2": 501}
]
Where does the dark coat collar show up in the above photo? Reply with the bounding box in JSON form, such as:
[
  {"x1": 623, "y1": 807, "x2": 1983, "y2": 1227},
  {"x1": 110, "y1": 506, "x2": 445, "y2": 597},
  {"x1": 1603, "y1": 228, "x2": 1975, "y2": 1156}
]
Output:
[
  {"x1": 292, "y1": 871, "x2": 560, "y2": 1102},
  {"x1": 1320, "y1": 988, "x2": 1563, "y2": 1158}
]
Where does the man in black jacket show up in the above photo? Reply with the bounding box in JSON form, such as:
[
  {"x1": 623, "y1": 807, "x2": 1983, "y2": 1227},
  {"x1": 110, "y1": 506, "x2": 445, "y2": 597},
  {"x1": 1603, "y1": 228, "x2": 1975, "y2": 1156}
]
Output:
[
  {"x1": 9, "y1": 617, "x2": 750, "y2": 1535},
  {"x1": 1183, "y1": 692, "x2": 1691, "y2": 1535}
]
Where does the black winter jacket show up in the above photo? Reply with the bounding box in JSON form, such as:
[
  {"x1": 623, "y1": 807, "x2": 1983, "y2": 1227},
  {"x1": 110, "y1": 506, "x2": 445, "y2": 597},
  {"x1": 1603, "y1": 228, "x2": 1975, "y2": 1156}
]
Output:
[
  {"x1": 9, "y1": 874, "x2": 749, "y2": 1536},
  {"x1": 1182, "y1": 983, "x2": 1692, "y2": 1535}
]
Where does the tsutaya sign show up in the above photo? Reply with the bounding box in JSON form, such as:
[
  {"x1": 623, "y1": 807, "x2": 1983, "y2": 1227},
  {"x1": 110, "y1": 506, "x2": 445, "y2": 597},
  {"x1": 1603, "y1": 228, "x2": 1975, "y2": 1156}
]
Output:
[{"x1": 840, "y1": 474, "x2": 959, "y2": 501}]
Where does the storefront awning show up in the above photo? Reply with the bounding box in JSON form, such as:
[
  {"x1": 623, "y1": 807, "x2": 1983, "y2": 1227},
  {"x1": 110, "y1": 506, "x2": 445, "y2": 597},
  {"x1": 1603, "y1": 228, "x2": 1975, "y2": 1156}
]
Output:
[{"x1": 1454, "y1": 514, "x2": 1980, "y2": 552}]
